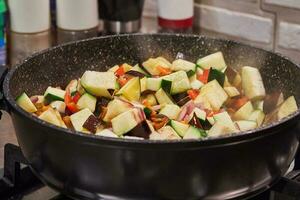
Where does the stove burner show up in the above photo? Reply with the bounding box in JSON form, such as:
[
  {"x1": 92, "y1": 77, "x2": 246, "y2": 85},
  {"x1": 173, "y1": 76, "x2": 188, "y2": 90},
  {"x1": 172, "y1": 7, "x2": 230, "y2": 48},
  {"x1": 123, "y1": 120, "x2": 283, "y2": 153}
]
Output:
[{"x1": 1, "y1": 144, "x2": 300, "y2": 200}]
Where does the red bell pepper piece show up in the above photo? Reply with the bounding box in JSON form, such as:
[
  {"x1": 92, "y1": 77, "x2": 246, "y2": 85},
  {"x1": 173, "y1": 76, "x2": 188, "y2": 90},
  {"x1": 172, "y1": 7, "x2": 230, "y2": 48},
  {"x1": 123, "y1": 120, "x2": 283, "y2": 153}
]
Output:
[
  {"x1": 72, "y1": 92, "x2": 81, "y2": 104},
  {"x1": 115, "y1": 65, "x2": 125, "y2": 77},
  {"x1": 64, "y1": 89, "x2": 72, "y2": 105},
  {"x1": 197, "y1": 69, "x2": 210, "y2": 84},
  {"x1": 66, "y1": 102, "x2": 79, "y2": 113}
]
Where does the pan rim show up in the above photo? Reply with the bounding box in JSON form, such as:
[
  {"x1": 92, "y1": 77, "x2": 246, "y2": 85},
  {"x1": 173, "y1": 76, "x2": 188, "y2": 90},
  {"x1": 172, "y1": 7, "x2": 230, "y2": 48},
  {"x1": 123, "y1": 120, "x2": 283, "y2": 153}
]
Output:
[{"x1": 4, "y1": 33, "x2": 300, "y2": 146}]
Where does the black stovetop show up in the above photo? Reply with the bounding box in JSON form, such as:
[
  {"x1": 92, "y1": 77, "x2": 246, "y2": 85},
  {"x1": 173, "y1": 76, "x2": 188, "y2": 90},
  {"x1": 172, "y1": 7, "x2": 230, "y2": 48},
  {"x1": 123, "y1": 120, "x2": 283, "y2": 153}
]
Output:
[{"x1": 1, "y1": 143, "x2": 300, "y2": 200}]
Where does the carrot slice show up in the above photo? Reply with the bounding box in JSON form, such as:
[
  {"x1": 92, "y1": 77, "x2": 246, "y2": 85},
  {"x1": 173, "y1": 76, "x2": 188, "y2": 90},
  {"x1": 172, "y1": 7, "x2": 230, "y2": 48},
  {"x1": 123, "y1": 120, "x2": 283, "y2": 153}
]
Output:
[
  {"x1": 187, "y1": 89, "x2": 200, "y2": 100},
  {"x1": 156, "y1": 66, "x2": 171, "y2": 76}
]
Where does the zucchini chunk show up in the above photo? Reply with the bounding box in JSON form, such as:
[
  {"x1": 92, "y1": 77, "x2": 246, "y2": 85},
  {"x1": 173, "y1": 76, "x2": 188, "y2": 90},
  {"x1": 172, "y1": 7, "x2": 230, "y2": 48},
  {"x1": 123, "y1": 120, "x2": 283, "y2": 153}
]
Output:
[
  {"x1": 142, "y1": 57, "x2": 171, "y2": 75},
  {"x1": 159, "y1": 104, "x2": 181, "y2": 119},
  {"x1": 200, "y1": 80, "x2": 228, "y2": 111},
  {"x1": 77, "y1": 93, "x2": 97, "y2": 112},
  {"x1": 96, "y1": 129, "x2": 118, "y2": 138},
  {"x1": 80, "y1": 71, "x2": 117, "y2": 98},
  {"x1": 103, "y1": 98, "x2": 133, "y2": 122},
  {"x1": 50, "y1": 101, "x2": 66, "y2": 113},
  {"x1": 70, "y1": 108, "x2": 94, "y2": 133},
  {"x1": 233, "y1": 101, "x2": 254, "y2": 120},
  {"x1": 146, "y1": 77, "x2": 162, "y2": 91},
  {"x1": 224, "y1": 86, "x2": 240, "y2": 97},
  {"x1": 39, "y1": 107, "x2": 66, "y2": 128},
  {"x1": 208, "y1": 121, "x2": 236, "y2": 137},
  {"x1": 111, "y1": 109, "x2": 140, "y2": 136},
  {"x1": 171, "y1": 59, "x2": 196, "y2": 72},
  {"x1": 183, "y1": 126, "x2": 206, "y2": 139},
  {"x1": 208, "y1": 68, "x2": 225, "y2": 86},
  {"x1": 278, "y1": 96, "x2": 298, "y2": 120},
  {"x1": 241, "y1": 66, "x2": 266, "y2": 100},
  {"x1": 44, "y1": 87, "x2": 66, "y2": 103},
  {"x1": 152, "y1": 126, "x2": 181, "y2": 140},
  {"x1": 130, "y1": 64, "x2": 148, "y2": 75},
  {"x1": 189, "y1": 74, "x2": 204, "y2": 90},
  {"x1": 213, "y1": 111, "x2": 237, "y2": 131},
  {"x1": 249, "y1": 110, "x2": 265, "y2": 126},
  {"x1": 235, "y1": 120, "x2": 257, "y2": 131},
  {"x1": 162, "y1": 70, "x2": 191, "y2": 94},
  {"x1": 16, "y1": 92, "x2": 37, "y2": 113},
  {"x1": 171, "y1": 120, "x2": 190, "y2": 137},
  {"x1": 116, "y1": 77, "x2": 141, "y2": 101},
  {"x1": 197, "y1": 52, "x2": 227, "y2": 71},
  {"x1": 155, "y1": 88, "x2": 174, "y2": 105}
]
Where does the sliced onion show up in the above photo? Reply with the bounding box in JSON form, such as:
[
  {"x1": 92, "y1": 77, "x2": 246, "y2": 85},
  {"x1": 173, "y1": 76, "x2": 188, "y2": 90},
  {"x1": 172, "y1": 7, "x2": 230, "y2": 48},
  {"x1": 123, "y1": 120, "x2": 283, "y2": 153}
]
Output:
[
  {"x1": 114, "y1": 96, "x2": 134, "y2": 107},
  {"x1": 194, "y1": 102, "x2": 205, "y2": 110},
  {"x1": 30, "y1": 96, "x2": 38, "y2": 103},
  {"x1": 152, "y1": 105, "x2": 162, "y2": 111},
  {"x1": 177, "y1": 106, "x2": 187, "y2": 121}
]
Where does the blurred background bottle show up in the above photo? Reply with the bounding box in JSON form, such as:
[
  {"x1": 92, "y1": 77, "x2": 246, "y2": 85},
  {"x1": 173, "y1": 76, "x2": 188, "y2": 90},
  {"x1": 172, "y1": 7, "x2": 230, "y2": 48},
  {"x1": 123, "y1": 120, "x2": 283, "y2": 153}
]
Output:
[
  {"x1": 7, "y1": 0, "x2": 51, "y2": 66},
  {"x1": 0, "y1": 0, "x2": 6, "y2": 66},
  {"x1": 98, "y1": 0, "x2": 145, "y2": 34},
  {"x1": 157, "y1": 0, "x2": 194, "y2": 33},
  {"x1": 56, "y1": 0, "x2": 99, "y2": 44}
]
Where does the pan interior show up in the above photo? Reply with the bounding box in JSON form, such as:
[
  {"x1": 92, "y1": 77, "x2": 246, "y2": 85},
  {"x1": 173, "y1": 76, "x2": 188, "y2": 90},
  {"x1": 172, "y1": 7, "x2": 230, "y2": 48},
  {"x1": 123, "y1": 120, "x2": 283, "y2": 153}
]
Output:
[{"x1": 8, "y1": 34, "x2": 300, "y2": 115}]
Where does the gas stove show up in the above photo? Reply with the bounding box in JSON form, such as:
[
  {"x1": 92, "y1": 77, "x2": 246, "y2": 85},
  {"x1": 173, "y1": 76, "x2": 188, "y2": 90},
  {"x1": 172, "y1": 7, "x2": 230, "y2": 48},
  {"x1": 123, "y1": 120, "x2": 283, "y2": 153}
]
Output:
[{"x1": 1, "y1": 144, "x2": 300, "y2": 200}]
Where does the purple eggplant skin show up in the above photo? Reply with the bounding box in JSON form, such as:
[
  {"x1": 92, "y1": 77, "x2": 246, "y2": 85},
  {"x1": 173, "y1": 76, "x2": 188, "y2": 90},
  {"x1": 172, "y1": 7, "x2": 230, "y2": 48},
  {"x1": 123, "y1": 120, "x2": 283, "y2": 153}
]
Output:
[
  {"x1": 189, "y1": 113, "x2": 203, "y2": 129},
  {"x1": 125, "y1": 70, "x2": 145, "y2": 78},
  {"x1": 172, "y1": 92, "x2": 190, "y2": 106},
  {"x1": 127, "y1": 121, "x2": 151, "y2": 139},
  {"x1": 225, "y1": 67, "x2": 238, "y2": 82},
  {"x1": 83, "y1": 115, "x2": 100, "y2": 133},
  {"x1": 141, "y1": 90, "x2": 155, "y2": 96}
]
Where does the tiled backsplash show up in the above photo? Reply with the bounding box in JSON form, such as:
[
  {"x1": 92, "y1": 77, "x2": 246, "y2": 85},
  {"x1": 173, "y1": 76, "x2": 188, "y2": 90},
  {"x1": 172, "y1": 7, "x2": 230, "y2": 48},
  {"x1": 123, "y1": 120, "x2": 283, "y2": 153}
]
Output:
[{"x1": 143, "y1": 0, "x2": 300, "y2": 63}]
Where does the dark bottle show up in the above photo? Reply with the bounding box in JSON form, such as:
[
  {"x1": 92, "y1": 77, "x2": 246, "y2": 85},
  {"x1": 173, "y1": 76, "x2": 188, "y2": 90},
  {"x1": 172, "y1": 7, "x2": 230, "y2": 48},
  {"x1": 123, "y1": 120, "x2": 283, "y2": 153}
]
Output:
[{"x1": 98, "y1": 0, "x2": 144, "y2": 34}]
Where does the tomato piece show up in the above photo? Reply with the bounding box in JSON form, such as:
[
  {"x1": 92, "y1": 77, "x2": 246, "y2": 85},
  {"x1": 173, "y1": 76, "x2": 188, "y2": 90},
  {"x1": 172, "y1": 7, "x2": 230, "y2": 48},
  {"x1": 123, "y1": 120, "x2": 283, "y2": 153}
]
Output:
[
  {"x1": 72, "y1": 92, "x2": 81, "y2": 104},
  {"x1": 197, "y1": 69, "x2": 210, "y2": 83},
  {"x1": 156, "y1": 66, "x2": 171, "y2": 76},
  {"x1": 187, "y1": 89, "x2": 200, "y2": 100},
  {"x1": 115, "y1": 65, "x2": 125, "y2": 77}
]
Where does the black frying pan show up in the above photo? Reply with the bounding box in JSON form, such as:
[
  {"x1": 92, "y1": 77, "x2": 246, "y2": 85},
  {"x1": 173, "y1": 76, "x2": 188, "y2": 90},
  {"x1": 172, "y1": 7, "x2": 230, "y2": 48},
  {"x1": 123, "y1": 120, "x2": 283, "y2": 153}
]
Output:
[{"x1": 1, "y1": 34, "x2": 300, "y2": 199}]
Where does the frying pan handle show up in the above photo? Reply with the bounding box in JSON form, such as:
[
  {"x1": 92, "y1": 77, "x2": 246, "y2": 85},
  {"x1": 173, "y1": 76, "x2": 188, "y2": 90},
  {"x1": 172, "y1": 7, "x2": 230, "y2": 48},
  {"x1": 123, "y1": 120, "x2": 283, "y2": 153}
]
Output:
[{"x1": 0, "y1": 64, "x2": 9, "y2": 118}]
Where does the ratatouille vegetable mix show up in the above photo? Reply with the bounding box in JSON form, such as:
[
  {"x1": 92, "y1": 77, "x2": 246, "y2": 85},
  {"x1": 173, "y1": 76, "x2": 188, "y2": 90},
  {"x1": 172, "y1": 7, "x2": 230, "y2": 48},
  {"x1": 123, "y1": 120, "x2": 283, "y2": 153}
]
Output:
[{"x1": 16, "y1": 52, "x2": 298, "y2": 140}]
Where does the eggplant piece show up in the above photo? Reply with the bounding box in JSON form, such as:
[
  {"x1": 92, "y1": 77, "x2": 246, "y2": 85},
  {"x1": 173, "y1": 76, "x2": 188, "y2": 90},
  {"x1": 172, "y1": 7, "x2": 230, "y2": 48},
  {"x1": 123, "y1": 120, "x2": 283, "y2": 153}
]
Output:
[
  {"x1": 172, "y1": 92, "x2": 191, "y2": 106},
  {"x1": 225, "y1": 67, "x2": 238, "y2": 82},
  {"x1": 141, "y1": 90, "x2": 155, "y2": 96},
  {"x1": 125, "y1": 70, "x2": 145, "y2": 78},
  {"x1": 127, "y1": 121, "x2": 152, "y2": 139},
  {"x1": 208, "y1": 68, "x2": 225, "y2": 86},
  {"x1": 199, "y1": 119, "x2": 212, "y2": 130},
  {"x1": 263, "y1": 92, "x2": 283, "y2": 114},
  {"x1": 144, "y1": 107, "x2": 152, "y2": 119},
  {"x1": 107, "y1": 89, "x2": 115, "y2": 96},
  {"x1": 94, "y1": 97, "x2": 110, "y2": 117},
  {"x1": 151, "y1": 114, "x2": 169, "y2": 130},
  {"x1": 83, "y1": 115, "x2": 100, "y2": 133},
  {"x1": 98, "y1": 97, "x2": 111, "y2": 107},
  {"x1": 189, "y1": 113, "x2": 203, "y2": 129}
]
